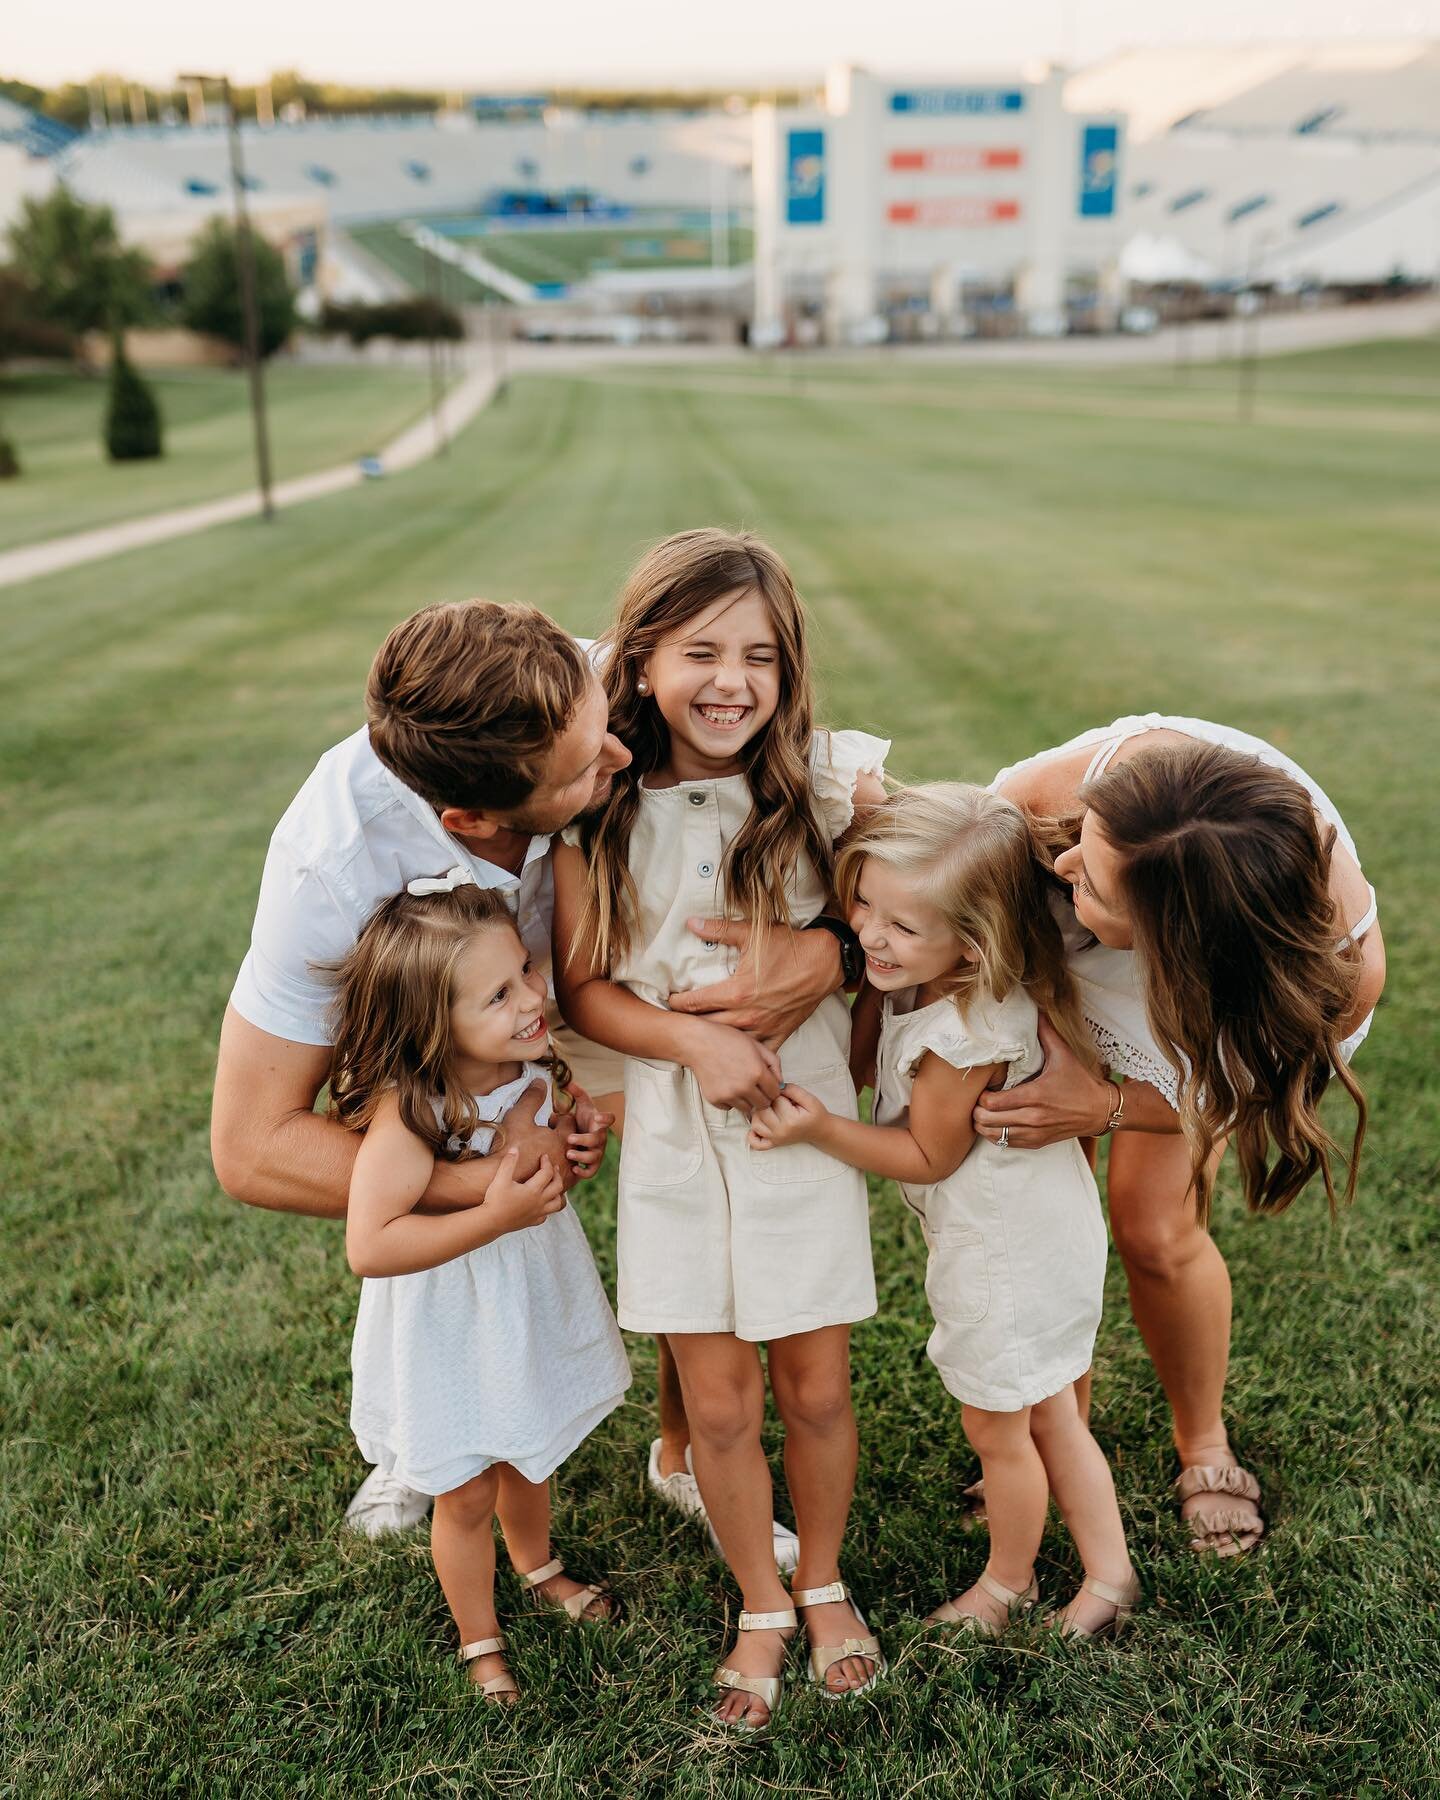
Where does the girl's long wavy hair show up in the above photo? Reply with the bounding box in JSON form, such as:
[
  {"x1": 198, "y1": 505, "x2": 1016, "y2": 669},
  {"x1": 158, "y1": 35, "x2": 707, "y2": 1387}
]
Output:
[
  {"x1": 836, "y1": 782, "x2": 1097, "y2": 1072},
  {"x1": 1082, "y1": 741, "x2": 1367, "y2": 1223},
  {"x1": 325, "y1": 884, "x2": 571, "y2": 1160},
  {"x1": 571, "y1": 528, "x2": 834, "y2": 972}
]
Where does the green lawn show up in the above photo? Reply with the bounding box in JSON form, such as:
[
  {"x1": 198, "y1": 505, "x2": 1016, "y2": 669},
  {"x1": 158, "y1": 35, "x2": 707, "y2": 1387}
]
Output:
[
  {"x1": 2, "y1": 343, "x2": 1437, "y2": 1796},
  {"x1": 0, "y1": 363, "x2": 454, "y2": 553}
]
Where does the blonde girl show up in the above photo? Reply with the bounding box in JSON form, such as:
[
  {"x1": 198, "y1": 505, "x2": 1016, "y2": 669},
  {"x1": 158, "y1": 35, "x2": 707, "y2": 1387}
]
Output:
[
  {"x1": 332, "y1": 878, "x2": 630, "y2": 1703},
  {"x1": 552, "y1": 528, "x2": 888, "y2": 1730},
  {"x1": 750, "y1": 784, "x2": 1139, "y2": 1637}
]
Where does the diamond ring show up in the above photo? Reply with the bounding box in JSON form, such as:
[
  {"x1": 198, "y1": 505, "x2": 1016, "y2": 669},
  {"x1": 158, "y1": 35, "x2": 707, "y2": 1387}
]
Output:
[{"x1": 998, "y1": 1127, "x2": 1010, "y2": 1149}]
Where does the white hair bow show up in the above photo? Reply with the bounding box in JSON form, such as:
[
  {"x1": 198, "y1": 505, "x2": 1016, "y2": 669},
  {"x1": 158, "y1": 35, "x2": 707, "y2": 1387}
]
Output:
[{"x1": 407, "y1": 864, "x2": 475, "y2": 897}]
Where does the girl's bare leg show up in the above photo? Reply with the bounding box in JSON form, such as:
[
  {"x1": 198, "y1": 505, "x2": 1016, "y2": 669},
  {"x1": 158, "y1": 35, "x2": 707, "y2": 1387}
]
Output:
[
  {"x1": 1028, "y1": 1386, "x2": 1134, "y2": 1633},
  {"x1": 767, "y1": 1326, "x2": 874, "y2": 1695},
  {"x1": 432, "y1": 1467, "x2": 508, "y2": 1690},
  {"x1": 1105, "y1": 1131, "x2": 1259, "y2": 1548},
  {"x1": 494, "y1": 1463, "x2": 612, "y2": 1620},
  {"x1": 655, "y1": 1335, "x2": 692, "y2": 1478},
  {"x1": 667, "y1": 1332, "x2": 794, "y2": 1728},
  {"x1": 934, "y1": 1405, "x2": 1047, "y2": 1631}
]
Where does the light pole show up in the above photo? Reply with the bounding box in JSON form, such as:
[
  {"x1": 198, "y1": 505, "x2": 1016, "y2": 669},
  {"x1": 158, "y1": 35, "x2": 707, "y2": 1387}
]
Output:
[{"x1": 180, "y1": 72, "x2": 275, "y2": 519}]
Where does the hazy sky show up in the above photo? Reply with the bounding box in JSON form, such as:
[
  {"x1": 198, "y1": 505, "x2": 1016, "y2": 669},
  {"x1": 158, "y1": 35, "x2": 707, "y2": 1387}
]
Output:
[{"x1": 11, "y1": 0, "x2": 1438, "y2": 88}]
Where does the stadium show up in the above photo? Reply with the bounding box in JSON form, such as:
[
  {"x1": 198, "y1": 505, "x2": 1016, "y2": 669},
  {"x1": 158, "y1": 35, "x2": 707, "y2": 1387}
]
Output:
[{"x1": 2, "y1": 25, "x2": 1438, "y2": 1800}]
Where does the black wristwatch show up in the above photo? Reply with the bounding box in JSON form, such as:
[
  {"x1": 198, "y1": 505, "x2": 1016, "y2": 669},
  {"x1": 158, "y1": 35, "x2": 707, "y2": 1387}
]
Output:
[{"x1": 803, "y1": 914, "x2": 864, "y2": 986}]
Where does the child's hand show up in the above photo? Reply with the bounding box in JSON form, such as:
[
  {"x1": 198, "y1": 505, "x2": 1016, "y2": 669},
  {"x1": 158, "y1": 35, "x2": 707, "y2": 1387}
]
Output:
[
  {"x1": 748, "y1": 1086, "x2": 826, "y2": 1150},
  {"x1": 566, "y1": 1096, "x2": 613, "y2": 1180},
  {"x1": 485, "y1": 1151, "x2": 568, "y2": 1236}
]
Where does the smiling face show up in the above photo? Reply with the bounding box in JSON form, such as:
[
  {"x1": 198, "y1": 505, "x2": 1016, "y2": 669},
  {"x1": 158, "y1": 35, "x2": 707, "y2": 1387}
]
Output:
[
  {"x1": 642, "y1": 587, "x2": 781, "y2": 780},
  {"x1": 448, "y1": 920, "x2": 550, "y2": 1078},
  {"x1": 1054, "y1": 811, "x2": 1134, "y2": 948},
  {"x1": 848, "y1": 856, "x2": 971, "y2": 994}
]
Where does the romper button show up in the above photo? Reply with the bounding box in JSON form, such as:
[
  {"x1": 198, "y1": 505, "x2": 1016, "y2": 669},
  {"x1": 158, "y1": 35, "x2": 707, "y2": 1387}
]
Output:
[
  {"x1": 698, "y1": 861, "x2": 714, "y2": 878},
  {"x1": 703, "y1": 939, "x2": 719, "y2": 950},
  {"x1": 688, "y1": 791, "x2": 706, "y2": 806}
]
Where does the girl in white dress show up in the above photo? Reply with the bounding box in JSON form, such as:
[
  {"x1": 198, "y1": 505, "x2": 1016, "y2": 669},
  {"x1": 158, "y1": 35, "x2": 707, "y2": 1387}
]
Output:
[
  {"x1": 553, "y1": 529, "x2": 887, "y2": 1730},
  {"x1": 751, "y1": 783, "x2": 1139, "y2": 1639},
  {"x1": 330, "y1": 877, "x2": 631, "y2": 1702}
]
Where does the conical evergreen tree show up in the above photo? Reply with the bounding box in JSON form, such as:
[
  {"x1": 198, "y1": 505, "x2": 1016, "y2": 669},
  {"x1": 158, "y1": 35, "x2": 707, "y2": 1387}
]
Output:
[{"x1": 104, "y1": 336, "x2": 163, "y2": 461}]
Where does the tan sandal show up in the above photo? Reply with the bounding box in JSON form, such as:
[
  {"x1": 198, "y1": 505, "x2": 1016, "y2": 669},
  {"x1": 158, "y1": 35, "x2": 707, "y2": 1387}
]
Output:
[
  {"x1": 792, "y1": 1579, "x2": 886, "y2": 1698},
  {"x1": 1048, "y1": 1570, "x2": 1142, "y2": 1640},
  {"x1": 926, "y1": 1567, "x2": 1038, "y2": 1638},
  {"x1": 517, "y1": 1555, "x2": 616, "y2": 1622},
  {"x1": 711, "y1": 1605, "x2": 798, "y2": 1733},
  {"x1": 458, "y1": 1633, "x2": 519, "y2": 1703},
  {"x1": 1176, "y1": 1464, "x2": 1265, "y2": 1557}
]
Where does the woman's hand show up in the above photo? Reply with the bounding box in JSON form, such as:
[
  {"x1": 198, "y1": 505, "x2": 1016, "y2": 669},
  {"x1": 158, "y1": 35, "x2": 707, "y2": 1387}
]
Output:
[
  {"x1": 748, "y1": 1087, "x2": 826, "y2": 1150},
  {"x1": 565, "y1": 1090, "x2": 614, "y2": 1180},
  {"x1": 483, "y1": 1151, "x2": 568, "y2": 1236},
  {"x1": 667, "y1": 916, "x2": 842, "y2": 1050},
  {"x1": 680, "y1": 1019, "x2": 784, "y2": 1117},
  {"x1": 972, "y1": 1016, "x2": 1114, "y2": 1149}
]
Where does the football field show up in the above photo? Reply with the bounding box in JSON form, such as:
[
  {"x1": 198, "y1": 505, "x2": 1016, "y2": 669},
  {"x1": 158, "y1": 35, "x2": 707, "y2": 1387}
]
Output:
[{"x1": 2, "y1": 341, "x2": 1437, "y2": 1796}]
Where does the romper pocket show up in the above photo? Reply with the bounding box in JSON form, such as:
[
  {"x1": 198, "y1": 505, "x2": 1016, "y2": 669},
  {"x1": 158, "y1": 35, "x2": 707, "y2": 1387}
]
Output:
[
  {"x1": 619, "y1": 1059, "x2": 704, "y2": 1188},
  {"x1": 925, "y1": 1228, "x2": 991, "y2": 1326},
  {"x1": 748, "y1": 1063, "x2": 858, "y2": 1186}
]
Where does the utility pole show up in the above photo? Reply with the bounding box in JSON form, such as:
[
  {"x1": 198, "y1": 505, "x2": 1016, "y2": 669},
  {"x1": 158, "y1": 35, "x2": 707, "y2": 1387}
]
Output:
[
  {"x1": 181, "y1": 72, "x2": 275, "y2": 518},
  {"x1": 423, "y1": 244, "x2": 448, "y2": 456}
]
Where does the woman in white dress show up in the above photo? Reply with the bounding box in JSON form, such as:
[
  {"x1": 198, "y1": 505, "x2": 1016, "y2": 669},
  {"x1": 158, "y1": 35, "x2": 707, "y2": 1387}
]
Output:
[
  {"x1": 977, "y1": 716, "x2": 1385, "y2": 1555},
  {"x1": 331, "y1": 877, "x2": 630, "y2": 1702}
]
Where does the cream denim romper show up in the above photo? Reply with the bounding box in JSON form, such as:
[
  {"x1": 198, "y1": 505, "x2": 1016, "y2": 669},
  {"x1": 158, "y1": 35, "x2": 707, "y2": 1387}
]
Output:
[
  {"x1": 573, "y1": 730, "x2": 887, "y2": 1343},
  {"x1": 875, "y1": 985, "x2": 1107, "y2": 1411}
]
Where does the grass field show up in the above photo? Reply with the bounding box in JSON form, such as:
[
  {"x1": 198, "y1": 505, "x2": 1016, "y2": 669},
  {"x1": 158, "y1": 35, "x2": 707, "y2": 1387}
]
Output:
[
  {"x1": 0, "y1": 363, "x2": 455, "y2": 553},
  {"x1": 2, "y1": 340, "x2": 1438, "y2": 1797}
]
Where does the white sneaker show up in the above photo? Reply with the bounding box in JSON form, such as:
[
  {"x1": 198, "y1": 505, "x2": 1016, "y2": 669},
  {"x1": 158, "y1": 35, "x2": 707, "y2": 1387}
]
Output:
[
  {"x1": 645, "y1": 1440, "x2": 801, "y2": 1574},
  {"x1": 344, "y1": 1465, "x2": 432, "y2": 1537}
]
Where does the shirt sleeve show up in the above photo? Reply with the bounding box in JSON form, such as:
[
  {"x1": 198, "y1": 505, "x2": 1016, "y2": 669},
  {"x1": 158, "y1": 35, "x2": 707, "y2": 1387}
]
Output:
[
  {"x1": 810, "y1": 729, "x2": 891, "y2": 841},
  {"x1": 227, "y1": 846, "x2": 357, "y2": 1047},
  {"x1": 904, "y1": 1005, "x2": 1030, "y2": 1082}
]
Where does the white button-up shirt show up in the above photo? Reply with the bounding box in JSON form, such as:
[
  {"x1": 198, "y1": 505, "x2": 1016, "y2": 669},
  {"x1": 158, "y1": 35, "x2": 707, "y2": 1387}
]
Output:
[{"x1": 229, "y1": 725, "x2": 554, "y2": 1047}]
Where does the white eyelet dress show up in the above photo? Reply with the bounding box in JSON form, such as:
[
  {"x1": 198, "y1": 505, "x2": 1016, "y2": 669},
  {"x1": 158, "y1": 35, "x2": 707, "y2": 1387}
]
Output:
[
  {"x1": 567, "y1": 729, "x2": 888, "y2": 1344},
  {"x1": 349, "y1": 1065, "x2": 631, "y2": 1495},
  {"x1": 875, "y1": 986, "x2": 1108, "y2": 1412},
  {"x1": 992, "y1": 714, "x2": 1379, "y2": 1109}
]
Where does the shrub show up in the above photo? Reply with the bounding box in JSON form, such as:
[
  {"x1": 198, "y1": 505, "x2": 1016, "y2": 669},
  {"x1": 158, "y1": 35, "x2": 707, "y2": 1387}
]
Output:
[
  {"x1": 316, "y1": 296, "x2": 463, "y2": 344},
  {"x1": 0, "y1": 436, "x2": 19, "y2": 478},
  {"x1": 181, "y1": 219, "x2": 296, "y2": 358},
  {"x1": 104, "y1": 339, "x2": 163, "y2": 460}
]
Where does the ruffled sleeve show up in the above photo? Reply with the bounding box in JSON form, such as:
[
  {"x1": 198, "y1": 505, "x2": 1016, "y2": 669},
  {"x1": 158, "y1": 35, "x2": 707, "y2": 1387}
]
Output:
[
  {"x1": 558, "y1": 823, "x2": 584, "y2": 849},
  {"x1": 810, "y1": 728, "x2": 890, "y2": 842},
  {"x1": 903, "y1": 1007, "x2": 1030, "y2": 1082}
]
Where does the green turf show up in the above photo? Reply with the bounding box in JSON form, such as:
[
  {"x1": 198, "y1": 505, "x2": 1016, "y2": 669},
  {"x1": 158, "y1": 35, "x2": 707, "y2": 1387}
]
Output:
[
  {"x1": 347, "y1": 223, "x2": 511, "y2": 304},
  {"x1": 0, "y1": 363, "x2": 456, "y2": 553},
  {"x1": 2, "y1": 343, "x2": 1437, "y2": 1796}
]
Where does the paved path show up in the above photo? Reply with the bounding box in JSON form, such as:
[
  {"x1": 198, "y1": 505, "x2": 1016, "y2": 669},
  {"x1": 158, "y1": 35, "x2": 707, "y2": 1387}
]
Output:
[{"x1": 0, "y1": 356, "x2": 498, "y2": 591}]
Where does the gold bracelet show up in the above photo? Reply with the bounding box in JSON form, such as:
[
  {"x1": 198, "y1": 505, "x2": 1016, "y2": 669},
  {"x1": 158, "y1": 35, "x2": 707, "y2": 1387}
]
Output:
[{"x1": 1100, "y1": 1078, "x2": 1125, "y2": 1135}]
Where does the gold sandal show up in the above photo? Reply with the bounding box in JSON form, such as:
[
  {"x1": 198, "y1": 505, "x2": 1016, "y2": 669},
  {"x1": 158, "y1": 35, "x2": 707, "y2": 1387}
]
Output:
[
  {"x1": 926, "y1": 1567, "x2": 1038, "y2": 1638},
  {"x1": 711, "y1": 1605, "x2": 798, "y2": 1734},
  {"x1": 1176, "y1": 1464, "x2": 1265, "y2": 1557},
  {"x1": 792, "y1": 1579, "x2": 886, "y2": 1699},
  {"x1": 458, "y1": 1633, "x2": 519, "y2": 1704},
  {"x1": 1049, "y1": 1570, "x2": 1141, "y2": 1639},
  {"x1": 517, "y1": 1555, "x2": 616, "y2": 1622}
]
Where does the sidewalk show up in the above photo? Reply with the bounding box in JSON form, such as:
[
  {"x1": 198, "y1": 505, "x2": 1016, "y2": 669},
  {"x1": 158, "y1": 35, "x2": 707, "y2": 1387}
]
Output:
[{"x1": 0, "y1": 357, "x2": 498, "y2": 592}]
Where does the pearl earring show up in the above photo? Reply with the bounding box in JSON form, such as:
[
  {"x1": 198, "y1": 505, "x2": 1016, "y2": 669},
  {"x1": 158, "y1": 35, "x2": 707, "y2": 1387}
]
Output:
[{"x1": 637, "y1": 677, "x2": 649, "y2": 694}]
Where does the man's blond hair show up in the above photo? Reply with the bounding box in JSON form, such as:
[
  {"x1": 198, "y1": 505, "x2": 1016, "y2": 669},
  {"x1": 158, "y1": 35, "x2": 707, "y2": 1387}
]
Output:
[{"x1": 365, "y1": 600, "x2": 591, "y2": 813}]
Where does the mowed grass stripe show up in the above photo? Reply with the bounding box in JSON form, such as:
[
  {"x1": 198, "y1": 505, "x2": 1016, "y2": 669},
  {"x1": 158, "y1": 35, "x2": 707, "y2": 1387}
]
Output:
[{"x1": 2, "y1": 348, "x2": 1437, "y2": 1796}]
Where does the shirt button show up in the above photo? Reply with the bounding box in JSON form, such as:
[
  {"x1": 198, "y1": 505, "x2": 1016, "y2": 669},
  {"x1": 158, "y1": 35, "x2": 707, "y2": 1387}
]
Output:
[
  {"x1": 688, "y1": 791, "x2": 706, "y2": 806},
  {"x1": 698, "y1": 861, "x2": 714, "y2": 878}
]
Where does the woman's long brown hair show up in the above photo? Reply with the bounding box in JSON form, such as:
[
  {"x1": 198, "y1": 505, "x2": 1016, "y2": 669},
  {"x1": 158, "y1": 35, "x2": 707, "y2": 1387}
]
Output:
[
  {"x1": 835, "y1": 782, "x2": 1098, "y2": 1072},
  {"x1": 325, "y1": 884, "x2": 571, "y2": 1160},
  {"x1": 1083, "y1": 741, "x2": 1367, "y2": 1223},
  {"x1": 571, "y1": 528, "x2": 834, "y2": 972}
]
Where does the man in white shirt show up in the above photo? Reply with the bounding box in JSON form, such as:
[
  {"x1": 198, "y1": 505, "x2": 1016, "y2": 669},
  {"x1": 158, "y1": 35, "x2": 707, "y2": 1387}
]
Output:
[{"x1": 213, "y1": 598, "x2": 836, "y2": 1560}]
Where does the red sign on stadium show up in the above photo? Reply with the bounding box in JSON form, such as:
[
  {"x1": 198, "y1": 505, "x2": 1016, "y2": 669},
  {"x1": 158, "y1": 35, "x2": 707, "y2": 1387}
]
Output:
[
  {"x1": 887, "y1": 198, "x2": 1022, "y2": 226},
  {"x1": 888, "y1": 147, "x2": 1023, "y2": 172}
]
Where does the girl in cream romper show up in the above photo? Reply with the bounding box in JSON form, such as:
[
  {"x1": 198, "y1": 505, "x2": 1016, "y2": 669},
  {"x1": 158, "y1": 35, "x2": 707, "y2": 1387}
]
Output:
[
  {"x1": 566, "y1": 729, "x2": 887, "y2": 1341},
  {"x1": 874, "y1": 984, "x2": 1106, "y2": 1409}
]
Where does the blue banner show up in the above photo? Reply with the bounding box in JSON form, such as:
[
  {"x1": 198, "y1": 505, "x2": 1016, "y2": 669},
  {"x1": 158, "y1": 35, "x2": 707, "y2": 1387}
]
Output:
[
  {"x1": 1078, "y1": 122, "x2": 1119, "y2": 217},
  {"x1": 889, "y1": 88, "x2": 1025, "y2": 115},
  {"x1": 786, "y1": 128, "x2": 826, "y2": 225}
]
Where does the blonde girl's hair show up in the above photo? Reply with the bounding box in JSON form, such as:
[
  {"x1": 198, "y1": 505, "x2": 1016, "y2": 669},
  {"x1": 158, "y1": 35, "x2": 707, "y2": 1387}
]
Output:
[
  {"x1": 325, "y1": 884, "x2": 571, "y2": 1161},
  {"x1": 571, "y1": 528, "x2": 834, "y2": 972},
  {"x1": 835, "y1": 782, "x2": 1096, "y2": 1071},
  {"x1": 1081, "y1": 740, "x2": 1367, "y2": 1224}
]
